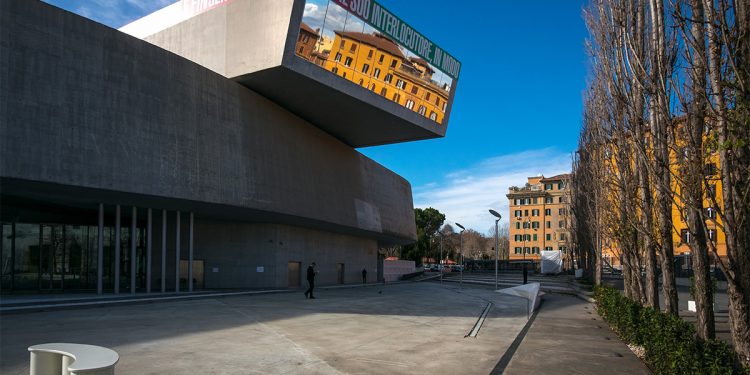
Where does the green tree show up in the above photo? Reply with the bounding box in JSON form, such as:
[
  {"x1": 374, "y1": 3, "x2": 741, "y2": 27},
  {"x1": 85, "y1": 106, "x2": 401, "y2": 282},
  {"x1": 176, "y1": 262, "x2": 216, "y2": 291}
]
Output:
[{"x1": 402, "y1": 207, "x2": 445, "y2": 265}]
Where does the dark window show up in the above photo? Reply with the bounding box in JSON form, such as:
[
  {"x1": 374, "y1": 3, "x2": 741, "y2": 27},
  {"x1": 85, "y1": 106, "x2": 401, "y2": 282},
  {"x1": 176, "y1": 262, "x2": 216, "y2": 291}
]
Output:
[
  {"x1": 298, "y1": 46, "x2": 304, "y2": 53},
  {"x1": 546, "y1": 221, "x2": 551, "y2": 229},
  {"x1": 358, "y1": 79, "x2": 364, "y2": 85},
  {"x1": 362, "y1": 64, "x2": 370, "y2": 74},
  {"x1": 390, "y1": 59, "x2": 398, "y2": 68},
  {"x1": 706, "y1": 207, "x2": 716, "y2": 219},
  {"x1": 546, "y1": 234, "x2": 551, "y2": 241},
  {"x1": 392, "y1": 93, "x2": 400, "y2": 102},
  {"x1": 545, "y1": 209, "x2": 551, "y2": 215},
  {"x1": 559, "y1": 221, "x2": 564, "y2": 228},
  {"x1": 340, "y1": 39, "x2": 345, "y2": 48},
  {"x1": 411, "y1": 86, "x2": 419, "y2": 95},
  {"x1": 344, "y1": 57, "x2": 353, "y2": 67},
  {"x1": 373, "y1": 68, "x2": 381, "y2": 79},
  {"x1": 545, "y1": 197, "x2": 553, "y2": 203},
  {"x1": 380, "y1": 88, "x2": 387, "y2": 96},
  {"x1": 334, "y1": 53, "x2": 342, "y2": 62},
  {"x1": 367, "y1": 50, "x2": 373, "y2": 59},
  {"x1": 418, "y1": 105, "x2": 426, "y2": 115},
  {"x1": 350, "y1": 43, "x2": 357, "y2": 52},
  {"x1": 406, "y1": 100, "x2": 415, "y2": 109},
  {"x1": 384, "y1": 74, "x2": 393, "y2": 83},
  {"x1": 379, "y1": 54, "x2": 385, "y2": 63},
  {"x1": 332, "y1": 67, "x2": 338, "y2": 74},
  {"x1": 426, "y1": 92, "x2": 431, "y2": 101}
]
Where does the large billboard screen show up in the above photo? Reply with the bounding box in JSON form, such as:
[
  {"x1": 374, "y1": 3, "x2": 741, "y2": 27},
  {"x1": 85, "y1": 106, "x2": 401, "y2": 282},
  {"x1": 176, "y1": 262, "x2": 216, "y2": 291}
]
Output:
[{"x1": 295, "y1": 0, "x2": 460, "y2": 125}]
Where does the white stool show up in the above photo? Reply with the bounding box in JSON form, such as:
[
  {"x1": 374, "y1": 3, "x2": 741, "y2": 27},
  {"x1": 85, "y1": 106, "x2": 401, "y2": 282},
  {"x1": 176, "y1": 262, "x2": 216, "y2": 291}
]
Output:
[{"x1": 28, "y1": 343, "x2": 119, "y2": 375}]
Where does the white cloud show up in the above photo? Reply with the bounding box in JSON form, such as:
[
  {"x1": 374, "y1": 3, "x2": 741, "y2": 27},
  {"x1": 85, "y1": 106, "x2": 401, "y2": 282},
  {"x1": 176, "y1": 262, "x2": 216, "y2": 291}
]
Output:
[{"x1": 413, "y1": 148, "x2": 572, "y2": 235}]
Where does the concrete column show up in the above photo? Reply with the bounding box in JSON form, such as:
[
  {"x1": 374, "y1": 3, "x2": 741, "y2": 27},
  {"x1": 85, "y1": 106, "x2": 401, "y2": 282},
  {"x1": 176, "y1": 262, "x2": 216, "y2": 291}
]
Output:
[
  {"x1": 114, "y1": 205, "x2": 121, "y2": 294},
  {"x1": 175, "y1": 211, "x2": 181, "y2": 293},
  {"x1": 147, "y1": 208, "x2": 152, "y2": 293},
  {"x1": 161, "y1": 210, "x2": 167, "y2": 293},
  {"x1": 188, "y1": 212, "x2": 194, "y2": 292},
  {"x1": 131, "y1": 207, "x2": 137, "y2": 294},
  {"x1": 97, "y1": 203, "x2": 104, "y2": 294}
]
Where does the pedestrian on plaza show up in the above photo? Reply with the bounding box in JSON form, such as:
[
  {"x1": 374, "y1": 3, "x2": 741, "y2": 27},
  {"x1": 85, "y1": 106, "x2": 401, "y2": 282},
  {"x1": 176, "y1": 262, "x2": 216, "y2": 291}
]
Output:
[
  {"x1": 362, "y1": 268, "x2": 367, "y2": 284},
  {"x1": 304, "y1": 262, "x2": 317, "y2": 299}
]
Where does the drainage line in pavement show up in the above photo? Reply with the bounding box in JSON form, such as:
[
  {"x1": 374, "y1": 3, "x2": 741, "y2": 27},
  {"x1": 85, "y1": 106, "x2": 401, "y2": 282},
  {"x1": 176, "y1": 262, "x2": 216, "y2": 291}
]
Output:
[
  {"x1": 466, "y1": 302, "x2": 493, "y2": 338},
  {"x1": 490, "y1": 298, "x2": 544, "y2": 375}
]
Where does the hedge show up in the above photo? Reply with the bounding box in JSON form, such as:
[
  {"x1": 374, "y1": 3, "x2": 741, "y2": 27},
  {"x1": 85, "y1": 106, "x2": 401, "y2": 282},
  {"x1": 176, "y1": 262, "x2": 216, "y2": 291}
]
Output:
[{"x1": 594, "y1": 285, "x2": 748, "y2": 374}]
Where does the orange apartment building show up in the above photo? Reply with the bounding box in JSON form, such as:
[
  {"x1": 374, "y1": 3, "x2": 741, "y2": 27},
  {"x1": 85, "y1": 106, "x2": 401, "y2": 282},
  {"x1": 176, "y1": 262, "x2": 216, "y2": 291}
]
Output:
[
  {"x1": 294, "y1": 25, "x2": 450, "y2": 124},
  {"x1": 506, "y1": 174, "x2": 571, "y2": 262}
]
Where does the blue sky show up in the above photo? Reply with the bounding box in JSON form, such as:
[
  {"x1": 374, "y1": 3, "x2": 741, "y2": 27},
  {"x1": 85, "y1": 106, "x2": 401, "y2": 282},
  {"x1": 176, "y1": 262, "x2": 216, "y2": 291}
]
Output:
[{"x1": 43, "y1": 0, "x2": 589, "y2": 234}]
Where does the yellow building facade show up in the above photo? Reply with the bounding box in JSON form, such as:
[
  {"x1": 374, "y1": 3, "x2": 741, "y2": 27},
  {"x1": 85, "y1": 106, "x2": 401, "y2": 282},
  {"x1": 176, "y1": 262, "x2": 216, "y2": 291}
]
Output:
[
  {"x1": 506, "y1": 174, "x2": 571, "y2": 261},
  {"x1": 320, "y1": 31, "x2": 450, "y2": 124}
]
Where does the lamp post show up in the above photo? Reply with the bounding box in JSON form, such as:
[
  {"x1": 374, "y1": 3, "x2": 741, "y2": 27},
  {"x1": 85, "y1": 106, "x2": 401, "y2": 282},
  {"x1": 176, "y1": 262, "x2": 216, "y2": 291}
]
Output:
[
  {"x1": 438, "y1": 227, "x2": 444, "y2": 284},
  {"x1": 489, "y1": 209, "x2": 502, "y2": 290},
  {"x1": 456, "y1": 222, "x2": 465, "y2": 288}
]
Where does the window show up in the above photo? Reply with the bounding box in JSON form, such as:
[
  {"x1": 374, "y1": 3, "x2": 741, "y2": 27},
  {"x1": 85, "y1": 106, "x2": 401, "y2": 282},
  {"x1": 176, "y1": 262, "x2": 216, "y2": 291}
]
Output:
[
  {"x1": 358, "y1": 79, "x2": 364, "y2": 85},
  {"x1": 514, "y1": 235, "x2": 520, "y2": 241},
  {"x1": 362, "y1": 64, "x2": 370, "y2": 74},
  {"x1": 298, "y1": 46, "x2": 304, "y2": 53},
  {"x1": 418, "y1": 105, "x2": 426, "y2": 115},
  {"x1": 331, "y1": 67, "x2": 338, "y2": 74},
  {"x1": 532, "y1": 221, "x2": 539, "y2": 229},
  {"x1": 350, "y1": 43, "x2": 357, "y2": 52},
  {"x1": 515, "y1": 247, "x2": 522, "y2": 254},
  {"x1": 532, "y1": 247, "x2": 539, "y2": 254},
  {"x1": 681, "y1": 229, "x2": 691, "y2": 244},
  {"x1": 706, "y1": 207, "x2": 716, "y2": 219},
  {"x1": 514, "y1": 210, "x2": 522, "y2": 217},
  {"x1": 524, "y1": 209, "x2": 529, "y2": 217},
  {"x1": 369, "y1": 83, "x2": 376, "y2": 91},
  {"x1": 533, "y1": 234, "x2": 538, "y2": 241},
  {"x1": 560, "y1": 233, "x2": 566, "y2": 240},
  {"x1": 373, "y1": 68, "x2": 381, "y2": 79},
  {"x1": 558, "y1": 208, "x2": 566, "y2": 215},
  {"x1": 546, "y1": 234, "x2": 551, "y2": 241},
  {"x1": 426, "y1": 92, "x2": 431, "y2": 101},
  {"x1": 384, "y1": 73, "x2": 393, "y2": 83},
  {"x1": 334, "y1": 53, "x2": 342, "y2": 62},
  {"x1": 342, "y1": 72, "x2": 347, "y2": 78},
  {"x1": 704, "y1": 163, "x2": 718, "y2": 176},
  {"x1": 522, "y1": 221, "x2": 530, "y2": 229},
  {"x1": 396, "y1": 79, "x2": 406, "y2": 89},
  {"x1": 429, "y1": 111, "x2": 437, "y2": 121},
  {"x1": 442, "y1": 102, "x2": 447, "y2": 112},
  {"x1": 545, "y1": 209, "x2": 551, "y2": 215},
  {"x1": 545, "y1": 197, "x2": 553, "y2": 203},
  {"x1": 411, "y1": 86, "x2": 419, "y2": 95},
  {"x1": 392, "y1": 93, "x2": 400, "y2": 102},
  {"x1": 531, "y1": 209, "x2": 539, "y2": 217},
  {"x1": 379, "y1": 54, "x2": 385, "y2": 63},
  {"x1": 380, "y1": 88, "x2": 387, "y2": 96},
  {"x1": 558, "y1": 182, "x2": 565, "y2": 189},
  {"x1": 301, "y1": 34, "x2": 309, "y2": 43},
  {"x1": 390, "y1": 59, "x2": 398, "y2": 68},
  {"x1": 367, "y1": 50, "x2": 373, "y2": 59},
  {"x1": 545, "y1": 246, "x2": 553, "y2": 250},
  {"x1": 406, "y1": 100, "x2": 415, "y2": 109},
  {"x1": 545, "y1": 184, "x2": 553, "y2": 190},
  {"x1": 435, "y1": 96, "x2": 440, "y2": 105},
  {"x1": 340, "y1": 39, "x2": 345, "y2": 48},
  {"x1": 546, "y1": 221, "x2": 551, "y2": 229},
  {"x1": 708, "y1": 184, "x2": 717, "y2": 197},
  {"x1": 559, "y1": 220, "x2": 564, "y2": 228},
  {"x1": 559, "y1": 197, "x2": 566, "y2": 203},
  {"x1": 524, "y1": 247, "x2": 530, "y2": 254},
  {"x1": 344, "y1": 57, "x2": 353, "y2": 67},
  {"x1": 515, "y1": 222, "x2": 520, "y2": 229}
]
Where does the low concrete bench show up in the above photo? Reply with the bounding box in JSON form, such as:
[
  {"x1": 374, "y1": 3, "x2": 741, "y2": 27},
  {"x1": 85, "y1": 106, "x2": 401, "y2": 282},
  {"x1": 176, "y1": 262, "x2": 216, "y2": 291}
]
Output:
[{"x1": 28, "y1": 343, "x2": 119, "y2": 375}]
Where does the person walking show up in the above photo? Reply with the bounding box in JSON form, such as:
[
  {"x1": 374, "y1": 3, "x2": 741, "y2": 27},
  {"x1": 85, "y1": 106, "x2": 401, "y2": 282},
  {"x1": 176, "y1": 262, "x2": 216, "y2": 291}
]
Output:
[
  {"x1": 304, "y1": 262, "x2": 317, "y2": 299},
  {"x1": 362, "y1": 268, "x2": 367, "y2": 284}
]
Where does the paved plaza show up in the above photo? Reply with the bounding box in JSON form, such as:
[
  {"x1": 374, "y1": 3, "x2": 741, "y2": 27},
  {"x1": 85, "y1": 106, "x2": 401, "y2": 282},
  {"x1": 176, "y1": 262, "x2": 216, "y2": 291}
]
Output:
[{"x1": 0, "y1": 280, "x2": 652, "y2": 374}]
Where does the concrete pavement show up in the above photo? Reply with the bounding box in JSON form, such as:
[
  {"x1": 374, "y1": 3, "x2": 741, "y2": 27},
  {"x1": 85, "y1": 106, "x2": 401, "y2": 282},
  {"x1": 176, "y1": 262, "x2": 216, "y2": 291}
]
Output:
[{"x1": 0, "y1": 281, "x2": 651, "y2": 374}]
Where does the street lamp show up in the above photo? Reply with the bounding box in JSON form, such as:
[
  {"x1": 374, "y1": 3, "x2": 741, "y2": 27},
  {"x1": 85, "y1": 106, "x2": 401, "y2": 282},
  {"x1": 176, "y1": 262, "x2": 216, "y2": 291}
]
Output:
[
  {"x1": 489, "y1": 209, "x2": 502, "y2": 290},
  {"x1": 456, "y1": 222, "x2": 465, "y2": 288},
  {"x1": 438, "y1": 226, "x2": 444, "y2": 284}
]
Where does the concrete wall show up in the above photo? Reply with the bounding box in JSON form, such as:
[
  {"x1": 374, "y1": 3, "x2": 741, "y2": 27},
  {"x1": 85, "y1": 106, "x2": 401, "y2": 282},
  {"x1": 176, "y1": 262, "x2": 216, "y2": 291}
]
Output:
[{"x1": 0, "y1": 1, "x2": 416, "y2": 244}]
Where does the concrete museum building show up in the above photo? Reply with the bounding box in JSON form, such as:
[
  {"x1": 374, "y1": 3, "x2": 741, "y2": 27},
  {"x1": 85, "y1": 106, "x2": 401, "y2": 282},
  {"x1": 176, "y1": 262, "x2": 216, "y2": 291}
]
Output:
[{"x1": 0, "y1": 0, "x2": 461, "y2": 294}]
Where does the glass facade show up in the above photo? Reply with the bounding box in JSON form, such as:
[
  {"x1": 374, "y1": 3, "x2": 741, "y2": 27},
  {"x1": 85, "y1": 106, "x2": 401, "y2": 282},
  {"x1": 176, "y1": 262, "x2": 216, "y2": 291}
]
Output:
[
  {"x1": 296, "y1": 0, "x2": 457, "y2": 125},
  {"x1": 0, "y1": 221, "x2": 147, "y2": 294}
]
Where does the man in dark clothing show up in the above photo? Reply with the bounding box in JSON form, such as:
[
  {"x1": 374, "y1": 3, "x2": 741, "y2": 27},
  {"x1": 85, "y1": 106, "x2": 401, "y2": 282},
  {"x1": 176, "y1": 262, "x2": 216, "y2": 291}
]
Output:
[
  {"x1": 304, "y1": 262, "x2": 317, "y2": 299},
  {"x1": 362, "y1": 268, "x2": 367, "y2": 284}
]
